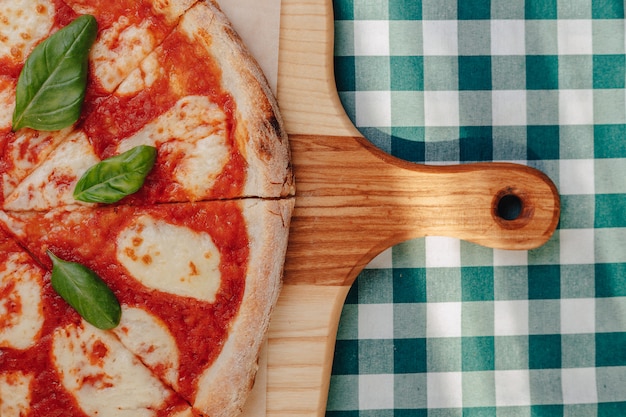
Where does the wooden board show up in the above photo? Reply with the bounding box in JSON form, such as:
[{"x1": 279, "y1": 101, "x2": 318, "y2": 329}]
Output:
[{"x1": 266, "y1": 0, "x2": 561, "y2": 415}]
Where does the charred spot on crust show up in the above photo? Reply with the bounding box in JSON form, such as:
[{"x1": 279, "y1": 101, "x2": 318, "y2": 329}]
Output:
[
  {"x1": 257, "y1": 139, "x2": 272, "y2": 161},
  {"x1": 267, "y1": 115, "x2": 282, "y2": 139},
  {"x1": 256, "y1": 115, "x2": 282, "y2": 161}
]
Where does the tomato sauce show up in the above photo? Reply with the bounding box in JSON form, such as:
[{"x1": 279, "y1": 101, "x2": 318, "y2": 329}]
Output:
[
  {"x1": 1, "y1": 1, "x2": 251, "y2": 413},
  {"x1": 0, "y1": 269, "x2": 90, "y2": 416},
  {"x1": 51, "y1": 0, "x2": 79, "y2": 28},
  {"x1": 0, "y1": 280, "x2": 21, "y2": 327},
  {"x1": 6, "y1": 201, "x2": 248, "y2": 403},
  {"x1": 0, "y1": 59, "x2": 21, "y2": 79},
  {"x1": 82, "y1": 29, "x2": 247, "y2": 203}
]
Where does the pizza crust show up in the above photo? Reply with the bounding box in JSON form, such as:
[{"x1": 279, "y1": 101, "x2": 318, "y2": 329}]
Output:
[
  {"x1": 179, "y1": 1, "x2": 295, "y2": 200},
  {"x1": 0, "y1": 1, "x2": 295, "y2": 415},
  {"x1": 193, "y1": 198, "x2": 294, "y2": 417},
  {"x1": 0, "y1": 198, "x2": 294, "y2": 417}
]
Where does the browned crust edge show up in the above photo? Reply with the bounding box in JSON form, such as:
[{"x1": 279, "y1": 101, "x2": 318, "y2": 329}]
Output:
[
  {"x1": 180, "y1": 1, "x2": 295, "y2": 199},
  {"x1": 178, "y1": 4, "x2": 295, "y2": 414},
  {"x1": 193, "y1": 198, "x2": 294, "y2": 416}
]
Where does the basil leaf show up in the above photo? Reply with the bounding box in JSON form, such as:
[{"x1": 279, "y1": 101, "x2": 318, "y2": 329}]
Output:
[
  {"x1": 12, "y1": 14, "x2": 98, "y2": 131},
  {"x1": 74, "y1": 145, "x2": 158, "y2": 203},
  {"x1": 48, "y1": 251, "x2": 121, "y2": 330}
]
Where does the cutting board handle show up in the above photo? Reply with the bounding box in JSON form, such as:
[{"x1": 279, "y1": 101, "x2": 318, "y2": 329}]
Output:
[
  {"x1": 285, "y1": 134, "x2": 560, "y2": 286},
  {"x1": 271, "y1": 1, "x2": 561, "y2": 414}
]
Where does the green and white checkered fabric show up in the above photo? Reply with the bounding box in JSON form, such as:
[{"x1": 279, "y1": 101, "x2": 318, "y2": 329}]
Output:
[{"x1": 327, "y1": 0, "x2": 626, "y2": 416}]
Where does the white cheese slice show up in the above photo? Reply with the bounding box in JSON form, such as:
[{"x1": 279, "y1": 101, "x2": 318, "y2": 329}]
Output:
[
  {"x1": 90, "y1": 18, "x2": 157, "y2": 93},
  {"x1": 52, "y1": 322, "x2": 173, "y2": 417},
  {"x1": 1, "y1": 128, "x2": 73, "y2": 200},
  {"x1": 0, "y1": 76, "x2": 15, "y2": 130},
  {"x1": 116, "y1": 52, "x2": 162, "y2": 94},
  {"x1": 0, "y1": 0, "x2": 54, "y2": 63},
  {"x1": 3, "y1": 131, "x2": 99, "y2": 211},
  {"x1": 115, "y1": 96, "x2": 230, "y2": 200},
  {"x1": 116, "y1": 214, "x2": 222, "y2": 303},
  {"x1": 65, "y1": 0, "x2": 195, "y2": 92},
  {"x1": 171, "y1": 410, "x2": 195, "y2": 417},
  {"x1": 149, "y1": 0, "x2": 197, "y2": 24},
  {"x1": 0, "y1": 371, "x2": 33, "y2": 416},
  {"x1": 0, "y1": 253, "x2": 44, "y2": 350},
  {"x1": 112, "y1": 306, "x2": 180, "y2": 389}
]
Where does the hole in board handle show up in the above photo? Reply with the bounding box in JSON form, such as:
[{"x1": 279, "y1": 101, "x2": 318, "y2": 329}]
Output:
[
  {"x1": 496, "y1": 193, "x2": 523, "y2": 221},
  {"x1": 492, "y1": 188, "x2": 534, "y2": 230}
]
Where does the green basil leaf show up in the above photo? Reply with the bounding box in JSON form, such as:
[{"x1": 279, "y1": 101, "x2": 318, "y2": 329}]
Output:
[
  {"x1": 48, "y1": 251, "x2": 121, "y2": 330},
  {"x1": 73, "y1": 145, "x2": 158, "y2": 203},
  {"x1": 12, "y1": 14, "x2": 98, "y2": 131}
]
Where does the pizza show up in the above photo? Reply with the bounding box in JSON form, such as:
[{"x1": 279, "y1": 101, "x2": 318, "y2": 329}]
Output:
[{"x1": 0, "y1": 1, "x2": 294, "y2": 416}]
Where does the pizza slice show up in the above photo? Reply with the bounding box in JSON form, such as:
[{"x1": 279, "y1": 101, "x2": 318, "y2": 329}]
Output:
[
  {"x1": 1, "y1": 130, "x2": 98, "y2": 210},
  {"x1": 0, "y1": 0, "x2": 205, "y2": 206},
  {"x1": 0, "y1": 229, "x2": 197, "y2": 417},
  {"x1": 3, "y1": 1, "x2": 293, "y2": 212},
  {"x1": 0, "y1": 197, "x2": 293, "y2": 416},
  {"x1": 84, "y1": 0, "x2": 293, "y2": 202},
  {"x1": 61, "y1": 0, "x2": 197, "y2": 96},
  {"x1": 0, "y1": 1, "x2": 81, "y2": 204},
  {"x1": 50, "y1": 320, "x2": 198, "y2": 417}
]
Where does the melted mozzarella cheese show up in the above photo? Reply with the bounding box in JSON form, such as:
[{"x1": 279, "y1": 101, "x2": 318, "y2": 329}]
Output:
[
  {"x1": 116, "y1": 96, "x2": 230, "y2": 200},
  {"x1": 0, "y1": 253, "x2": 44, "y2": 350},
  {"x1": 0, "y1": 0, "x2": 54, "y2": 63},
  {"x1": 116, "y1": 215, "x2": 222, "y2": 303},
  {"x1": 3, "y1": 131, "x2": 99, "y2": 211},
  {"x1": 150, "y1": 0, "x2": 196, "y2": 23},
  {"x1": 52, "y1": 322, "x2": 172, "y2": 417},
  {"x1": 112, "y1": 306, "x2": 180, "y2": 389},
  {"x1": 1, "y1": 128, "x2": 73, "y2": 199},
  {"x1": 90, "y1": 18, "x2": 157, "y2": 92},
  {"x1": 116, "y1": 52, "x2": 162, "y2": 94},
  {"x1": 171, "y1": 410, "x2": 195, "y2": 417},
  {"x1": 0, "y1": 77, "x2": 15, "y2": 129},
  {"x1": 0, "y1": 371, "x2": 33, "y2": 416}
]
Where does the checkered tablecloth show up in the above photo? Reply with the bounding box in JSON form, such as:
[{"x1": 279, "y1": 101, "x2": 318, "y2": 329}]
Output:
[{"x1": 326, "y1": 0, "x2": 626, "y2": 415}]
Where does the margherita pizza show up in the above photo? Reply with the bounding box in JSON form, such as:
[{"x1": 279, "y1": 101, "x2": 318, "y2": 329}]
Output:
[{"x1": 0, "y1": 1, "x2": 294, "y2": 416}]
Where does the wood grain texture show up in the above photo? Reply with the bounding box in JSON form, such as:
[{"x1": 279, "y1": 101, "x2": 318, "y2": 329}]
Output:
[
  {"x1": 285, "y1": 134, "x2": 560, "y2": 287},
  {"x1": 268, "y1": 1, "x2": 350, "y2": 413},
  {"x1": 276, "y1": 0, "x2": 359, "y2": 137},
  {"x1": 267, "y1": 0, "x2": 561, "y2": 415},
  {"x1": 268, "y1": 285, "x2": 350, "y2": 416}
]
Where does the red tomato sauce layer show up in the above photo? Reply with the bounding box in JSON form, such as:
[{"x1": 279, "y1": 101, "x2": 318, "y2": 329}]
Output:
[
  {"x1": 0, "y1": 230, "x2": 88, "y2": 416},
  {"x1": 6, "y1": 201, "x2": 248, "y2": 401},
  {"x1": 0, "y1": 240, "x2": 192, "y2": 416},
  {"x1": 82, "y1": 29, "x2": 247, "y2": 203}
]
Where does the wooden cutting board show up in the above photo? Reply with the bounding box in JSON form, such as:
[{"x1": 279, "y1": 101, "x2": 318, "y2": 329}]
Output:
[{"x1": 266, "y1": 0, "x2": 561, "y2": 415}]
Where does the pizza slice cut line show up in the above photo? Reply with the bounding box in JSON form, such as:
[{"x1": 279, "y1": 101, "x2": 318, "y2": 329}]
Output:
[{"x1": 58, "y1": 0, "x2": 200, "y2": 97}]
